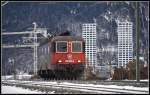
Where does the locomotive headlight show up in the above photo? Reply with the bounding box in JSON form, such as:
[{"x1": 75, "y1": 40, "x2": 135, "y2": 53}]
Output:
[
  {"x1": 58, "y1": 60, "x2": 62, "y2": 63},
  {"x1": 77, "y1": 60, "x2": 81, "y2": 63}
]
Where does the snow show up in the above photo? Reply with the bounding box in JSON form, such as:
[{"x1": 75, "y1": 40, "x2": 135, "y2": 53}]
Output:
[
  {"x1": 17, "y1": 74, "x2": 32, "y2": 80},
  {"x1": 1, "y1": 75, "x2": 13, "y2": 80},
  {"x1": 125, "y1": 1, "x2": 130, "y2": 5},
  {"x1": 107, "y1": 10, "x2": 111, "y2": 15},
  {"x1": 122, "y1": 79, "x2": 149, "y2": 82},
  {"x1": 2, "y1": 74, "x2": 32, "y2": 80},
  {"x1": 60, "y1": 82, "x2": 149, "y2": 91},
  {"x1": 104, "y1": 15, "x2": 109, "y2": 21},
  {"x1": 1, "y1": 85, "x2": 46, "y2": 94},
  {"x1": 2, "y1": 80, "x2": 149, "y2": 94}
]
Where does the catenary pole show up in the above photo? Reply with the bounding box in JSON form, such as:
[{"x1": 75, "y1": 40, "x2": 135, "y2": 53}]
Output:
[{"x1": 136, "y1": 2, "x2": 140, "y2": 82}]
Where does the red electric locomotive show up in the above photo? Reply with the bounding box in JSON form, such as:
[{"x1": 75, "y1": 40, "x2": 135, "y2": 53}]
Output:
[
  {"x1": 38, "y1": 34, "x2": 85, "y2": 80},
  {"x1": 51, "y1": 36, "x2": 85, "y2": 65}
]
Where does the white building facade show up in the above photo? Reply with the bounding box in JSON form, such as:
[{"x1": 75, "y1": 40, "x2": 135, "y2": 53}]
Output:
[
  {"x1": 82, "y1": 23, "x2": 97, "y2": 66},
  {"x1": 117, "y1": 21, "x2": 133, "y2": 68}
]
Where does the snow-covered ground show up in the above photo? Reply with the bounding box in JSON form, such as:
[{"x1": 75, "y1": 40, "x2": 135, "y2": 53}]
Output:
[
  {"x1": 120, "y1": 79, "x2": 149, "y2": 82},
  {"x1": 1, "y1": 75, "x2": 13, "y2": 80},
  {"x1": 1, "y1": 74, "x2": 32, "y2": 80},
  {"x1": 2, "y1": 79, "x2": 149, "y2": 94},
  {"x1": 1, "y1": 75, "x2": 149, "y2": 94},
  {"x1": 1, "y1": 85, "x2": 55, "y2": 94},
  {"x1": 60, "y1": 82, "x2": 149, "y2": 91},
  {"x1": 2, "y1": 85, "x2": 43, "y2": 94}
]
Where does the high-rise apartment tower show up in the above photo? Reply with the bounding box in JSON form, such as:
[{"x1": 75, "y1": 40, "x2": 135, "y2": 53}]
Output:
[
  {"x1": 117, "y1": 21, "x2": 133, "y2": 67},
  {"x1": 82, "y1": 23, "x2": 97, "y2": 66}
]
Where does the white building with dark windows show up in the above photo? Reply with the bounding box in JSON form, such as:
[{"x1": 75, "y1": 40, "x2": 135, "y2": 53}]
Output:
[
  {"x1": 117, "y1": 21, "x2": 133, "y2": 68},
  {"x1": 82, "y1": 23, "x2": 97, "y2": 67}
]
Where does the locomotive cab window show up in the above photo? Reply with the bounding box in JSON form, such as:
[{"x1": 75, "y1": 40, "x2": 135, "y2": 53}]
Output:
[
  {"x1": 56, "y1": 41, "x2": 67, "y2": 53},
  {"x1": 72, "y1": 41, "x2": 82, "y2": 53}
]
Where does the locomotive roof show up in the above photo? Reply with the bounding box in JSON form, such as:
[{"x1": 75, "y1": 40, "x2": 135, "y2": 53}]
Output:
[
  {"x1": 51, "y1": 36, "x2": 84, "y2": 42},
  {"x1": 39, "y1": 36, "x2": 84, "y2": 47}
]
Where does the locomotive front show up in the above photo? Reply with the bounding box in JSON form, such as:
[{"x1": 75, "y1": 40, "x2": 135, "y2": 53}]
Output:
[
  {"x1": 51, "y1": 36, "x2": 85, "y2": 65},
  {"x1": 50, "y1": 36, "x2": 85, "y2": 79}
]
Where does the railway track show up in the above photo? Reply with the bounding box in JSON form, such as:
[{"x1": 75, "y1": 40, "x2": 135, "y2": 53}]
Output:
[{"x1": 2, "y1": 80, "x2": 149, "y2": 94}]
